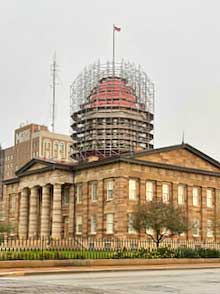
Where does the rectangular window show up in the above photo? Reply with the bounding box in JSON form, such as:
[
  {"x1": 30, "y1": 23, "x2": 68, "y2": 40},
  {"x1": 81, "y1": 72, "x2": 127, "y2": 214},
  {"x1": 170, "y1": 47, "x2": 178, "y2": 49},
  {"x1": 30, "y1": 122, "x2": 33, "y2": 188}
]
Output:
[
  {"x1": 146, "y1": 181, "x2": 154, "y2": 201},
  {"x1": 128, "y1": 214, "x2": 136, "y2": 234},
  {"x1": 106, "y1": 213, "x2": 114, "y2": 234},
  {"x1": 207, "y1": 188, "x2": 213, "y2": 208},
  {"x1": 106, "y1": 180, "x2": 113, "y2": 201},
  {"x1": 62, "y1": 187, "x2": 69, "y2": 205},
  {"x1": 129, "y1": 179, "x2": 137, "y2": 200},
  {"x1": 90, "y1": 182, "x2": 97, "y2": 201},
  {"x1": 178, "y1": 185, "x2": 185, "y2": 205},
  {"x1": 162, "y1": 183, "x2": 170, "y2": 203},
  {"x1": 207, "y1": 219, "x2": 214, "y2": 237},
  {"x1": 90, "y1": 215, "x2": 97, "y2": 234},
  {"x1": 192, "y1": 219, "x2": 200, "y2": 237},
  {"x1": 146, "y1": 227, "x2": 154, "y2": 236},
  {"x1": 192, "y1": 187, "x2": 199, "y2": 206},
  {"x1": 76, "y1": 184, "x2": 82, "y2": 203},
  {"x1": 76, "y1": 216, "x2": 82, "y2": 234}
]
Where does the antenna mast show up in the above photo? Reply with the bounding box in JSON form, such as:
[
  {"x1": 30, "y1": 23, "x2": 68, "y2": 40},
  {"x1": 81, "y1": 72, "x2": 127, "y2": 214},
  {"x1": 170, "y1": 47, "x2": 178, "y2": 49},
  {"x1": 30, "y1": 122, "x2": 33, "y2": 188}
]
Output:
[{"x1": 51, "y1": 52, "x2": 57, "y2": 132}]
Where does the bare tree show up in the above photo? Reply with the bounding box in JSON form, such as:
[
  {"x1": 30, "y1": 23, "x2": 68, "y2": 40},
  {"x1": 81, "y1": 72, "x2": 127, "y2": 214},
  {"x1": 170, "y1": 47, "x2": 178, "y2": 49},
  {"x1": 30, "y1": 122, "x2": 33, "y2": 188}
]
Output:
[{"x1": 132, "y1": 200, "x2": 189, "y2": 247}]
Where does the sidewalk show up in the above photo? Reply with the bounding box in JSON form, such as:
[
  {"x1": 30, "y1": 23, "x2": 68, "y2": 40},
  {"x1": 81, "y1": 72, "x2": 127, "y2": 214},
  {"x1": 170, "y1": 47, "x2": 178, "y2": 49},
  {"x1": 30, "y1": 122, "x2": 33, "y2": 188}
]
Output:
[{"x1": 1, "y1": 263, "x2": 220, "y2": 277}]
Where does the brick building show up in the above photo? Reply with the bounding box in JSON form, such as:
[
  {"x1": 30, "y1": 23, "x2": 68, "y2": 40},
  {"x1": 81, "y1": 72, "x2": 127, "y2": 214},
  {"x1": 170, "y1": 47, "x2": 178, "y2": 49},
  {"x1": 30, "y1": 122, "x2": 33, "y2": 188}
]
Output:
[
  {"x1": 3, "y1": 123, "x2": 73, "y2": 180},
  {"x1": 3, "y1": 143, "x2": 220, "y2": 241}
]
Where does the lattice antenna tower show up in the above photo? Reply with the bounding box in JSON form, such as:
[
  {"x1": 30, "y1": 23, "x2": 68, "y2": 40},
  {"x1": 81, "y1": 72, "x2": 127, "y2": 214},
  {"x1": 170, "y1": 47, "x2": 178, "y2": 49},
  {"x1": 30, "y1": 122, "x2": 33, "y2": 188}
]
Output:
[{"x1": 51, "y1": 52, "x2": 58, "y2": 133}]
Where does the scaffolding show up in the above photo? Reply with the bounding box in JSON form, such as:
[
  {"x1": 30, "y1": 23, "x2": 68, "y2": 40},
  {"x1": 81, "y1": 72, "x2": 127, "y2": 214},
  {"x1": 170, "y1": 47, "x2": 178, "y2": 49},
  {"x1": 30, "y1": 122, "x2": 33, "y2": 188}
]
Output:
[{"x1": 70, "y1": 60, "x2": 155, "y2": 161}]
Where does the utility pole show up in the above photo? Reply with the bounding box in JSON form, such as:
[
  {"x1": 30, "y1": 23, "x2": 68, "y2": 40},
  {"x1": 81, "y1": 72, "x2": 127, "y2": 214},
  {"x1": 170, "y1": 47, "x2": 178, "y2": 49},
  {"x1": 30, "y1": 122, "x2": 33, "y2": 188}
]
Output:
[{"x1": 51, "y1": 52, "x2": 57, "y2": 133}]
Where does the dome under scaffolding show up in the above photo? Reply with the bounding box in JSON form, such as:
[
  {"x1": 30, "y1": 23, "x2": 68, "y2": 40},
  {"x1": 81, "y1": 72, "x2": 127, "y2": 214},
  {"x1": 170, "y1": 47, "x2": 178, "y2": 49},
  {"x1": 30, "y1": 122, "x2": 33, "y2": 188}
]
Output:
[{"x1": 70, "y1": 60, "x2": 154, "y2": 161}]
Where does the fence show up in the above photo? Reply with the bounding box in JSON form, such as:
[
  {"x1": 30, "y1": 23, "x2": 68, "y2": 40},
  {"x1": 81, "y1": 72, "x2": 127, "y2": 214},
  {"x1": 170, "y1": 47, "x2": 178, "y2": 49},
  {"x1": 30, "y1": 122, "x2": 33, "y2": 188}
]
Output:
[
  {"x1": 1, "y1": 238, "x2": 220, "y2": 250},
  {"x1": 1, "y1": 238, "x2": 220, "y2": 260}
]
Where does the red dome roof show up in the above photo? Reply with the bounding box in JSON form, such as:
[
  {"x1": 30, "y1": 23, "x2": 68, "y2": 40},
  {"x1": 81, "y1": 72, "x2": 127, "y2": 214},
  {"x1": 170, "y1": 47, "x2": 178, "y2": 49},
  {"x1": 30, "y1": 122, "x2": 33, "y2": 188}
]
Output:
[{"x1": 84, "y1": 78, "x2": 144, "y2": 109}]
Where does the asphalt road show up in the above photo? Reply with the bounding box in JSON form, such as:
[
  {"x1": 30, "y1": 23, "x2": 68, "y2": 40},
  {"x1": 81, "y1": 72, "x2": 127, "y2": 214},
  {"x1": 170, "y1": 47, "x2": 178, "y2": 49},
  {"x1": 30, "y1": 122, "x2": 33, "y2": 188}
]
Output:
[{"x1": 0, "y1": 268, "x2": 220, "y2": 293}]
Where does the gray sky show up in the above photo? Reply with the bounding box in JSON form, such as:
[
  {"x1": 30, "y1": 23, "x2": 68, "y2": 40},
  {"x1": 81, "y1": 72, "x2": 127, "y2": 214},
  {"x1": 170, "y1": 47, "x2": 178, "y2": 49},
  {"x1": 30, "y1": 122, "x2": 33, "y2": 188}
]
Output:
[{"x1": 1, "y1": 0, "x2": 220, "y2": 160}]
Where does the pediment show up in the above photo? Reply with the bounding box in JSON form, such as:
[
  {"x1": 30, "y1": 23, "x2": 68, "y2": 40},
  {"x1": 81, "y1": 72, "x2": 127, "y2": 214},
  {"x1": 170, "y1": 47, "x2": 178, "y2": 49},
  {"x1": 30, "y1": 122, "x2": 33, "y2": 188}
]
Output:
[
  {"x1": 131, "y1": 144, "x2": 220, "y2": 172},
  {"x1": 27, "y1": 162, "x2": 51, "y2": 171},
  {"x1": 15, "y1": 159, "x2": 54, "y2": 176}
]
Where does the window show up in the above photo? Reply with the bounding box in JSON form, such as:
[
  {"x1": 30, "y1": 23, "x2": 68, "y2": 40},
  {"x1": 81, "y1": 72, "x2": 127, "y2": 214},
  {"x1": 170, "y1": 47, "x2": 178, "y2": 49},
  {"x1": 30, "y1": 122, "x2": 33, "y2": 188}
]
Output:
[
  {"x1": 106, "y1": 213, "x2": 114, "y2": 234},
  {"x1": 106, "y1": 180, "x2": 113, "y2": 201},
  {"x1": 146, "y1": 227, "x2": 154, "y2": 236},
  {"x1": 192, "y1": 187, "x2": 199, "y2": 206},
  {"x1": 76, "y1": 216, "x2": 82, "y2": 234},
  {"x1": 53, "y1": 141, "x2": 59, "y2": 159},
  {"x1": 207, "y1": 219, "x2": 214, "y2": 237},
  {"x1": 207, "y1": 188, "x2": 213, "y2": 208},
  {"x1": 162, "y1": 183, "x2": 170, "y2": 203},
  {"x1": 146, "y1": 181, "x2": 154, "y2": 201},
  {"x1": 192, "y1": 219, "x2": 200, "y2": 237},
  {"x1": 178, "y1": 185, "x2": 185, "y2": 205},
  {"x1": 62, "y1": 187, "x2": 69, "y2": 205},
  {"x1": 90, "y1": 215, "x2": 97, "y2": 234},
  {"x1": 76, "y1": 183, "x2": 82, "y2": 203},
  {"x1": 90, "y1": 182, "x2": 97, "y2": 201},
  {"x1": 129, "y1": 179, "x2": 137, "y2": 200},
  {"x1": 43, "y1": 139, "x2": 51, "y2": 158},
  {"x1": 59, "y1": 142, "x2": 65, "y2": 159},
  {"x1": 128, "y1": 214, "x2": 136, "y2": 234}
]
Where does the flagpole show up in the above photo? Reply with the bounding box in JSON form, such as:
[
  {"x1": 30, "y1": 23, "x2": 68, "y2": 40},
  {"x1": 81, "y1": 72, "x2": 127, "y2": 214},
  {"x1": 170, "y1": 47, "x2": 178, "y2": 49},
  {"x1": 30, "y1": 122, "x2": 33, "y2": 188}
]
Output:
[{"x1": 113, "y1": 24, "x2": 115, "y2": 77}]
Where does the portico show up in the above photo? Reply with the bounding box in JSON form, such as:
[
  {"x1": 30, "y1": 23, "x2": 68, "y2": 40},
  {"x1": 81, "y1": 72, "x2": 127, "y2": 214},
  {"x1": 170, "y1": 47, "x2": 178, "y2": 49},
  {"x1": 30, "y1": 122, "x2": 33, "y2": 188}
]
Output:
[{"x1": 4, "y1": 159, "x2": 74, "y2": 239}]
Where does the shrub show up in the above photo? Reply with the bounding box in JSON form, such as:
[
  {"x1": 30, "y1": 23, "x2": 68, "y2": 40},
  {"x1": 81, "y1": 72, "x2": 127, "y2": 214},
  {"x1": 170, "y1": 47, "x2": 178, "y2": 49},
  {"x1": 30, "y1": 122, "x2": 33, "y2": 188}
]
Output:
[{"x1": 1, "y1": 247, "x2": 220, "y2": 260}]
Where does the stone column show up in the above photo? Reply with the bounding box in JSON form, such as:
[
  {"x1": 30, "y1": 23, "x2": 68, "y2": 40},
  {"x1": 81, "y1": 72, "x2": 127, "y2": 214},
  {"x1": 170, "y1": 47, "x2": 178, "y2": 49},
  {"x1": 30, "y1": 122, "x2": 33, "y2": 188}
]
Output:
[
  {"x1": 18, "y1": 188, "x2": 29, "y2": 239},
  {"x1": 41, "y1": 185, "x2": 51, "y2": 239},
  {"x1": 51, "y1": 183, "x2": 62, "y2": 239},
  {"x1": 68, "y1": 184, "x2": 75, "y2": 238},
  {"x1": 3, "y1": 185, "x2": 9, "y2": 223},
  {"x1": 28, "y1": 186, "x2": 39, "y2": 239}
]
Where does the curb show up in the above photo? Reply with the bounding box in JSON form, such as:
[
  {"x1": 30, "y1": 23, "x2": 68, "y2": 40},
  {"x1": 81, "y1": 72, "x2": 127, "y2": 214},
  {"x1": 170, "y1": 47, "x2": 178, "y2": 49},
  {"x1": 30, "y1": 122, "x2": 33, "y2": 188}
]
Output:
[{"x1": 1, "y1": 264, "x2": 220, "y2": 277}]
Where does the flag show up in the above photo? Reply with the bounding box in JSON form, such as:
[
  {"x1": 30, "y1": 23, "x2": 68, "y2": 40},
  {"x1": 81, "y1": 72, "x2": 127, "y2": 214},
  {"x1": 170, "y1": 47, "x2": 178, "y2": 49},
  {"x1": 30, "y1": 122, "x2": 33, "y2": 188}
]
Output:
[{"x1": 114, "y1": 25, "x2": 121, "y2": 32}]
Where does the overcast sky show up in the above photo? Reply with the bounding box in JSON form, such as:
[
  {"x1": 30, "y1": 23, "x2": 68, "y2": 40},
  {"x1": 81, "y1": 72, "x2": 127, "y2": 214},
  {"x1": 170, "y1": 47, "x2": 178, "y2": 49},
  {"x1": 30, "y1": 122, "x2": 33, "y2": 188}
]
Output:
[{"x1": 1, "y1": 0, "x2": 220, "y2": 159}]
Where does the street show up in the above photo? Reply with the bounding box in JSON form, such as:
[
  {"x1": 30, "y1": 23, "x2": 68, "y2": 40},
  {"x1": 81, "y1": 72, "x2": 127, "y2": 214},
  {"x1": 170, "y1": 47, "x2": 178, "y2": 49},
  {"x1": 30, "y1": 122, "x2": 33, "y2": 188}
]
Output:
[{"x1": 0, "y1": 268, "x2": 220, "y2": 293}]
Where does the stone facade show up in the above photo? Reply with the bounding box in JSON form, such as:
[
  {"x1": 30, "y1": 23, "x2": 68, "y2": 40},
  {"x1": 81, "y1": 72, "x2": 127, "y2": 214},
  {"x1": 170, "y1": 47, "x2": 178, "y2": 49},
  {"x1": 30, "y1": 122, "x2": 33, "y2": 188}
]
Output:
[
  {"x1": 2, "y1": 143, "x2": 220, "y2": 241},
  {"x1": 0, "y1": 146, "x2": 4, "y2": 199},
  {"x1": 4, "y1": 161, "x2": 74, "y2": 239}
]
